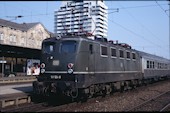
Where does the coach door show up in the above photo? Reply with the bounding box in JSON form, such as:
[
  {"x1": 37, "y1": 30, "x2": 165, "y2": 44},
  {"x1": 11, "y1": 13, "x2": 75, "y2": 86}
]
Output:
[{"x1": 88, "y1": 44, "x2": 95, "y2": 74}]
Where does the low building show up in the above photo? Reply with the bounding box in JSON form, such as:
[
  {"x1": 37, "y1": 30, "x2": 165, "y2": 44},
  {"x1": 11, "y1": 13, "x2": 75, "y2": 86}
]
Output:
[{"x1": 0, "y1": 18, "x2": 52, "y2": 77}]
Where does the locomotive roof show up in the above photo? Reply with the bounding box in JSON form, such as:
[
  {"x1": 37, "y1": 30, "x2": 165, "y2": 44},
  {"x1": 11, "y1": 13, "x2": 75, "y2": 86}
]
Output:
[
  {"x1": 43, "y1": 35, "x2": 135, "y2": 51},
  {"x1": 43, "y1": 36, "x2": 170, "y2": 63},
  {"x1": 43, "y1": 35, "x2": 92, "y2": 42}
]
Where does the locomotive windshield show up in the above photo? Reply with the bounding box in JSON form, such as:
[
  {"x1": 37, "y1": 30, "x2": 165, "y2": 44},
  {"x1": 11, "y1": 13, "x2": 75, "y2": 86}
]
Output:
[
  {"x1": 42, "y1": 42, "x2": 55, "y2": 54},
  {"x1": 60, "y1": 41, "x2": 77, "y2": 53}
]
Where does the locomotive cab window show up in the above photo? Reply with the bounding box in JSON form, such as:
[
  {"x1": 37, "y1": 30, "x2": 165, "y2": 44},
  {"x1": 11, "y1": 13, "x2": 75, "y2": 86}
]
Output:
[
  {"x1": 43, "y1": 42, "x2": 55, "y2": 54},
  {"x1": 60, "y1": 41, "x2": 77, "y2": 53}
]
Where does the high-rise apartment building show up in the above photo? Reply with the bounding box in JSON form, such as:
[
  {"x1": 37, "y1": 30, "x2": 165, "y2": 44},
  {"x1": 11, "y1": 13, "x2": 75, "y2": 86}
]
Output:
[{"x1": 54, "y1": 0, "x2": 108, "y2": 39}]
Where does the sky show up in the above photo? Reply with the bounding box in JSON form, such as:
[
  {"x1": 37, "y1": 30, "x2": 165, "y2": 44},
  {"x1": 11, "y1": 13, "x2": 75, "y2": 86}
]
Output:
[{"x1": 0, "y1": 1, "x2": 169, "y2": 59}]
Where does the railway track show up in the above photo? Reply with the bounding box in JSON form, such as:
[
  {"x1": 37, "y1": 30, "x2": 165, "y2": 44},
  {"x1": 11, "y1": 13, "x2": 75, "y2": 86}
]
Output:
[
  {"x1": 38, "y1": 89, "x2": 170, "y2": 112},
  {"x1": 1, "y1": 79, "x2": 170, "y2": 112},
  {"x1": 37, "y1": 94, "x2": 109, "y2": 112},
  {"x1": 160, "y1": 103, "x2": 170, "y2": 112},
  {"x1": 126, "y1": 90, "x2": 170, "y2": 111},
  {"x1": 1, "y1": 93, "x2": 107, "y2": 112}
]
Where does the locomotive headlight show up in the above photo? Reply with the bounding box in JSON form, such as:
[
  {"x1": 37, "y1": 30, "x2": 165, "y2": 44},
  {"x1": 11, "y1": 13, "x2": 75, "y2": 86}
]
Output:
[
  {"x1": 67, "y1": 63, "x2": 74, "y2": 69},
  {"x1": 41, "y1": 63, "x2": 45, "y2": 68},
  {"x1": 41, "y1": 69, "x2": 45, "y2": 73},
  {"x1": 67, "y1": 69, "x2": 73, "y2": 74}
]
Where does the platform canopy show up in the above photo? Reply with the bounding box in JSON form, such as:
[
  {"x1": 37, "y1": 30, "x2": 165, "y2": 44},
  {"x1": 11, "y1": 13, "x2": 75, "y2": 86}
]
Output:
[{"x1": 0, "y1": 44, "x2": 41, "y2": 59}]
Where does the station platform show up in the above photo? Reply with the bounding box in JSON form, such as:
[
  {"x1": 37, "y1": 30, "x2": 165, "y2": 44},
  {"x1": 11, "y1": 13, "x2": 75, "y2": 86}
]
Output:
[
  {"x1": 0, "y1": 83, "x2": 32, "y2": 95},
  {"x1": 0, "y1": 83, "x2": 33, "y2": 109},
  {"x1": 0, "y1": 76, "x2": 37, "y2": 85},
  {"x1": 0, "y1": 76, "x2": 41, "y2": 109}
]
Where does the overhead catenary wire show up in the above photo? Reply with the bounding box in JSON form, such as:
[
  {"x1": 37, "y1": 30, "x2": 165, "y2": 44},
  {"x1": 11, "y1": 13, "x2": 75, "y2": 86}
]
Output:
[
  {"x1": 3, "y1": 2, "x2": 167, "y2": 47},
  {"x1": 155, "y1": 0, "x2": 169, "y2": 17},
  {"x1": 46, "y1": 1, "x2": 48, "y2": 15},
  {"x1": 3, "y1": 3, "x2": 168, "y2": 18},
  {"x1": 2, "y1": 2, "x2": 169, "y2": 58},
  {"x1": 133, "y1": 45, "x2": 169, "y2": 49},
  {"x1": 109, "y1": 19, "x2": 169, "y2": 58},
  {"x1": 108, "y1": 18, "x2": 164, "y2": 51},
  {"x1": 108, "y1": 1, "x2": 169, "y2": 59},
  {"x1": 107, "y1": 3, "x2": 168, "y2": 10},
  {"x1": 117, "y1": 2, "x2": 169, "y2": 49}
]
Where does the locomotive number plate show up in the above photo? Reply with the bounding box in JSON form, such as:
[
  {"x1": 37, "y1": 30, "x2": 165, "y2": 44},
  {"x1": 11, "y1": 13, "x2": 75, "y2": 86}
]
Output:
[
  {"x1": 53, "y1": 60, "x2": 59, "y2": 66},
  {"x1": 51, "y1": 75, "x2": 61, "y2": 79}
]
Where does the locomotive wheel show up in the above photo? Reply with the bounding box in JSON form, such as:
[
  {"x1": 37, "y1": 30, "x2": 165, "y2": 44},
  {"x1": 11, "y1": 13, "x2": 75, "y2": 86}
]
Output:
[
  {"x1": 79, "y1": 93, "x2": 88, "y2": 103},
  {"x1": 129, "y1": 81, "x2": 136, "y2": 90},
  {"x1": 105, "y1": 85, "x2": 112, "y2": 95},
  {"x1": 88, "y1": 85, "x2": 95, "y2": 98},
  {"x1": 101, "y1": 85, "x2": 109, "y2": 97},
  {"x1": 120, "y1": 82, "x2": 125, "y2": 93},
  {"x1": 143, "y1": 79, "x2": 148, "y2": 86},
  {"x1": 76, "y1": 89, "x2": 88, "y2": 103},
  {"x1": 110, "y1": 85, "x2": 116, "y2": 95}
]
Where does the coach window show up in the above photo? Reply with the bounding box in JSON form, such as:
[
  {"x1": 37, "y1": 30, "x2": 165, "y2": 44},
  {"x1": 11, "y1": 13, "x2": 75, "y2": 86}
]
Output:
[
  {"x1": 157, "y1": 63, "x2": 159, "y2": 69},
  {"x1": 126, "y1": 51, "x2": 130, "y2": 59},
  {"x1": 158, "y1": 63, "x2": 160, "y2": 69},
  {"x1": 149, "y1": 61, "x2": 152, "y2": 68},
  {"x1": 153, "y1": 62, "x2": 155, "y2": 68},
  {"x1": 119, "y1": 50, "x2": 124, "y2": 58},
  {"x1": 147, "y1": 61, "x2": 149, "y2": 68},
  {"x1": 162, "y1": 63, "x2": 164, "y2": 69},
  {"x1": 160, "y1": 63, "x2": 162, "y2": 69},
  {"x1": 165, "y1": 64, "x2": 167, "y2": 69},
  {"x1": 111, "y1": 47, "x2": 116, "y2": 58},
  {"x1": 101, "y1": 45, "x2": 108, "y2": 57},
  {"x1": 132, "y1": 53, "x2": 136, "y2": 60}
]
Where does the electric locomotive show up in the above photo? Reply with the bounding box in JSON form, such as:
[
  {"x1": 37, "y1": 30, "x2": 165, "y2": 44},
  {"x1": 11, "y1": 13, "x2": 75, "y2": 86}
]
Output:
[{"x1": 33, "y1": 35, "x2": 170, "y2": 100}]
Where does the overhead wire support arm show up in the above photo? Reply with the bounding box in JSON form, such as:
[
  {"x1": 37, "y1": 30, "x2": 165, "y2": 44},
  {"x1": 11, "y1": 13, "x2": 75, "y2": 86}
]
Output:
[
  {"x1": 155, "y1": 0, "x2": 169, "y2": 17},
  {"x1": 107, "y1": 8, "x2": 119, "y2": 14},
  {"x1": 6, "y1": 15, "x2": 23, "y2": 21}
]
